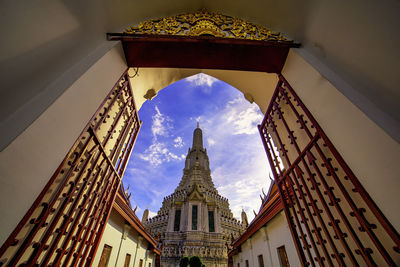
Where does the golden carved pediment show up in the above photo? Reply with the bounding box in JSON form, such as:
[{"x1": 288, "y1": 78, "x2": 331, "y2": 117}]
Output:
[{"x1": 124, "y1": 9, "x2": 292, "y2": 43}]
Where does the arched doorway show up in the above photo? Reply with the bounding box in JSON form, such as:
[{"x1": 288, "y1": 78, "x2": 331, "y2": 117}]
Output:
[{"x1": 0, "y1": 10, "x2": 398, "y2": 267}]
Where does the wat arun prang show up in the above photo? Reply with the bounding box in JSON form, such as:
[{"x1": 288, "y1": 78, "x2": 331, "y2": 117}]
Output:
[{"x1": 143, "y1": 124, "x2": 246, "y2": 267}]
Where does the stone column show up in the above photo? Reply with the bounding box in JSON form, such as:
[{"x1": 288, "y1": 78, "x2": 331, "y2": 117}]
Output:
[
  {"x1": 182, "y1": 202, "x2": 188, "y2": 231},
  {"x1": 167, "y1": 206, "x2": 176, "y2": 232},
  {"x1": 188, "y1": 202, "x2": 192, "y2": 231},
  {"x1": 179, "y1": 204, "x2": 184, "y2": 232},
  {"x1": 197, "y1": 202, "x2": 202, "y2": 231},
  {"x1": 204, "y1": 204, "x2": 209, "y2": 232},
  {"x1": 215, "y1": 207, "x2": 221, "y2": 233}
]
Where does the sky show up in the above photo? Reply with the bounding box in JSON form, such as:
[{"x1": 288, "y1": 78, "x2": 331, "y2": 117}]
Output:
[{"x1": 124, "y1": 73, "x2": 272, "y2": 223}]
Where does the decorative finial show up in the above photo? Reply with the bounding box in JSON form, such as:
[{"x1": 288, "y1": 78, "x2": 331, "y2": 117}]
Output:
[{"x1": 197, "y1": 121, "x2": 200, "y2": 128}]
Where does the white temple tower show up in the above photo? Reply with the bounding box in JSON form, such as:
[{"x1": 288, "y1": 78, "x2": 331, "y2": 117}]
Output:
[{"x1": 145, "y1": 124, "x2": 245, "y2": 267}]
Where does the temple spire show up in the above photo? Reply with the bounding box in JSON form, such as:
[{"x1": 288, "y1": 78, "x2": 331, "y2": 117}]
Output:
[{"x1": 192, "y1": 123, "x2": 203, "y2": 149}]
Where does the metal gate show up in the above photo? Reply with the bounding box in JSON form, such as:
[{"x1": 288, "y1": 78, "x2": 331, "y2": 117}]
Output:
[
  {"x1": 0, "y1": 70, "x2": 141, "y2": 266},
  {"x1": 258, "y1": 75, "x2": 399, "y2": 266}
]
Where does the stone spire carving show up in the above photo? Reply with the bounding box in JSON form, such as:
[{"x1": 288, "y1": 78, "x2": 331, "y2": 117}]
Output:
[
  {"x1": 192, "y1": 122, "x2": 203, "y2": 150},
  {"x1": 142, "y1": 207, "x2": 149, "y2": 223},
  {"x1": 241, "y1": 209, "x2": 249, "y2": 228},
  {"x1": 182, "y1": 124, "x2": 212, "y2": 185}
]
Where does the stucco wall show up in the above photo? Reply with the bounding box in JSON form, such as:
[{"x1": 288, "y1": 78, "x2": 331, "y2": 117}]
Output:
[
  {"x1": 232, "y1": 211, "x2": 299, "y2": 267},
  {"x1": 92, "y1": 209, "x2": 156, "y2": 267},
  {"x1": 0, "y1": 44, "x2": 127, "y2": 245}
]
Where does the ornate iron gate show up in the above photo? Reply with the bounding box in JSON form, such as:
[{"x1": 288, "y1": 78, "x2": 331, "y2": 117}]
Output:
[
  {"x1": 0, "y1": 71, "x2": 141, "y2": 266},
  {"x1": 258, "y1": 75, "x2": 399, "y2": 266}
]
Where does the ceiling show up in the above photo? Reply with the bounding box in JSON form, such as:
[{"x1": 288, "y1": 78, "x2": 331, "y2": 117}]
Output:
[{"x1": 0, "y1": 0, "x2": 399, "y2": 150}]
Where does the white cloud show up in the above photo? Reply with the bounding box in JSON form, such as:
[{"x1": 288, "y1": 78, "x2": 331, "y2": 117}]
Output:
[
  {"x1": 185, "y1": 73, "x2": 218, "y2": 93},
  {"x1": 142, "y1": 106, "x2": 186, "y2": 166},
  {"x1": 214, "y1": 152, "x2": 272, "y2": 222},
  {"x1": 148, "y1": 210, "x2": 157, "y2": 218},
  {"x1": 151, "y1": 106, "x2": 172, "y2": 139},
  {"x1": 225, "y1": 98, "x2": 263, "y2": 135},
  {"x1": 190, "y1": 116, "x2": 202, "y2": 122},
  {"x1": 207, "y1": 138, "x2": 216, "y2": 147},
  {"x1": 191, "y1": 96, "x2": 271, "y2": 221},
  {"x1": 217, "y1": 178, "x2": 269, "y2": 222},
  {"x1": 173, "y1": 136, "x2": 184, "y2": 148},
  {"x1": 139, "y1": 142, "x2": 185, "y2": 166}
]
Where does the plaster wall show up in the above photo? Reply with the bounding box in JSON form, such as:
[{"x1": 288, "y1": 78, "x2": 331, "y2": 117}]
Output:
[
  {"x1": 92, "y1": 210, "x2": 127, "y2": 266},
  {"x1": 92, "y1": 209, "x2": 156, "y2": 267},
  {"x1": 282, "y1": 50, "x2": 400, "y2": 231},
  {"x1": 266, "y1": 213, "x2": 299, "y2": 267},
  {"x1": 233, "y1": 240, "x2": 253, "y2": 266},
  {"x1": 0, "y1": 45, "x2": 127, "y2": 245},
  {"x1": 232, "y1": 211, "x2": 299, "y2": 267},
  {"x1": 249, "y1": 230, "x2": 271, "y2": 266}
]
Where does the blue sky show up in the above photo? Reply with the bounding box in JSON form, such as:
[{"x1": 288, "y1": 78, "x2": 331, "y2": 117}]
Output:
[{"x1": 124, "y1": 73, "x2": 272, "y2": 223}]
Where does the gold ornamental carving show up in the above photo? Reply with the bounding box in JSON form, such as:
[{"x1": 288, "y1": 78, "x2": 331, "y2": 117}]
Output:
[{"x1": 124, "y1": 9, "x2": 292, "y2": 43}]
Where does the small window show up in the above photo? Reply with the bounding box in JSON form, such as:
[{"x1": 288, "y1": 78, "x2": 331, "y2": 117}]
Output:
[
  {"x1": 98, "y1": 244, "x2": 112, "y2": 267},
  {"x1": 174, "y1": 209, "x2": 181, "y2": 231},
  {"x1": 192, "y1": 205, "x2": 198, "y2": 230},
  {"x1": 258, "y1": 254, "x2": 265, "y2": 267},
  {"x1": 277, "y1": 246, "x2": 290, "y2": 267},
  {"x1": 245, "y1": 260, "x2": 249, "y2": 267},
  {"x1": 123, "y1": 253, "x2": 131, "y2": 267},
  {"x1": 237, "y1": 263, "x2": 240, "y2": 267},
  {"x1": 208, "y1": 210, "x2": 215, "y2": 232},
  {"x1": 149, "y1": 263, "x2": 151, "y2": 267},
  {"x1": 139, "y1": 259, "x2": 144, "y2": 267}
]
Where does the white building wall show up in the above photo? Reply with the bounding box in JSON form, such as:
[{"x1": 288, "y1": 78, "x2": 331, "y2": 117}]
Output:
[
  {"x1": 92, "y1": 210, "x2": 126, "y2": 266},
  {"x1": 232, "y1": 211, "x2": 300, "y2": 267},
  {"x1": 266, "y1": 213, "x2": 299, "y2": 267},
  {"x1": 92, "y1": 209, "x2": 156, "y2": 267}
]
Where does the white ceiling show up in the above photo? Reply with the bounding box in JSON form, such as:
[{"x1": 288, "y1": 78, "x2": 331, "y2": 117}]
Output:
[{"x1": 0, "y1": 0, "x2": 399, "y2": 150}]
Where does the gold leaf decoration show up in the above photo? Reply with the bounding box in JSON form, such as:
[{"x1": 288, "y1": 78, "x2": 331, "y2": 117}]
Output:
[{"x1": 124, "y1": 9, "x2": 292, "y2": 42}]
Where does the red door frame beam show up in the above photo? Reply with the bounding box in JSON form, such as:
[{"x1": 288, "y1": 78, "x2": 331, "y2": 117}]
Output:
[{"x1": 107, "y1": 33, "x2": 300, "y2": 73}]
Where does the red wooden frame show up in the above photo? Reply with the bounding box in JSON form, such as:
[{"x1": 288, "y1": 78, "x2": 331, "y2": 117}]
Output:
[
  {"x1": 258, "y1": 75, "x2": 400, "y2": 266},
  {"x1": 0, "y1": 70, "x2": 142, "y2": 266},
  {"x1": 107, "y1": 34, "x2": 299, "y2": 73}
]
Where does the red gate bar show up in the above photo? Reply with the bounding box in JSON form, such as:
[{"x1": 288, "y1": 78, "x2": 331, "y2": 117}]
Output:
[
  {"x1": 259, "y1": 75, "x2": 400, "y2": 266},
  {"x1": 0, "y1": 70, "x2": 142, "y2": 266}
]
